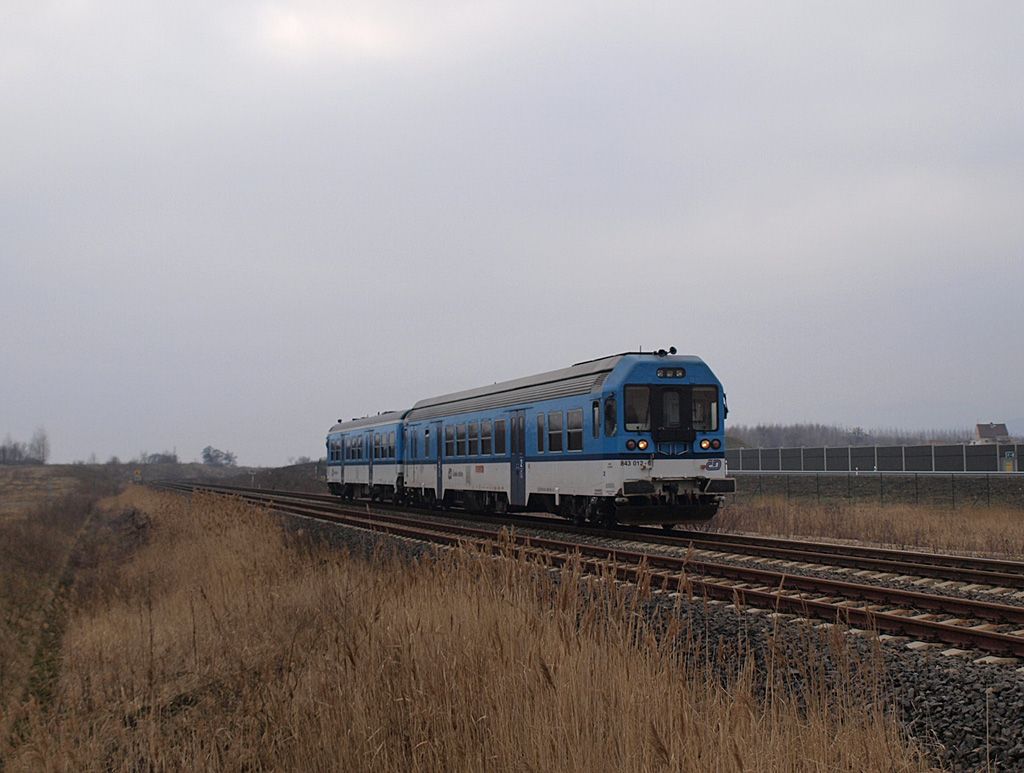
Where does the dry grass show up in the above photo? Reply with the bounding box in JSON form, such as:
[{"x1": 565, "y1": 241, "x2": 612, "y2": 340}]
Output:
[
  {"x1": 714, "y1": 496, "x2": 1024, "y2": 556},
  {"x1": 4, "y1": 488, "x2": 932, "y2": 771},
  {"x1": 0, "y1": 492, "x2": 95, "y2": 738}
]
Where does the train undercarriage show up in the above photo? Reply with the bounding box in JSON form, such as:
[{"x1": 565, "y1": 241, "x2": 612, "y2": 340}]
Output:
[{"x1": 327, "y1": 478, "x2": 729, "y2": 528}]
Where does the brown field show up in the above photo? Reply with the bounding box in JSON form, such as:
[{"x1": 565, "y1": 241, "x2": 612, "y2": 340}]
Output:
[
  {"x1": 713, "y1": 496, "x2": 1024, "y2": 556},
  {"x1": 3, "y1": 487, "x2": 930, "y2": 771},
  {"x1": 0, "y1": 467, "x2": 86, "y2": 520}
]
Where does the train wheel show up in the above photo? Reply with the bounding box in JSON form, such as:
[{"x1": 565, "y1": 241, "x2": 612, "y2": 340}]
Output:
[{"x1": 592, "y1": 501, "x2": 616, "y2": 529}]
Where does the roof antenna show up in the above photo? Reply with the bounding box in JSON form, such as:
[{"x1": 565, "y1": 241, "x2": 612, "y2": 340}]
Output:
[{"x1": 669, "y1": 346, "x2": 677, "y2": 354}]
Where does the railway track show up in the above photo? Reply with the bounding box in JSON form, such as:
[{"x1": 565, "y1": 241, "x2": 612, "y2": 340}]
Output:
[
  {"x1": 159, "y1": 482, "x2": 1024, "y2": 589},
  {"x1": 154, "y1": 481, "x2": 1024, "y2": 660}
]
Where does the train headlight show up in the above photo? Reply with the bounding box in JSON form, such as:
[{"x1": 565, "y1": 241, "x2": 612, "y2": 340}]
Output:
[
  {"x1": 699, "y1": 439, "x2": 711, "y2": 450},
  {"x1": 626, "y1": 439, "x2": 637, "y2": 450},
  {"x1": 675, "y1": 368, "x2": 686, "y2": 377},
  {"x1": 637, "y1": 439, "x2": 649, "y2": 450},
  {"x1": 711, "y1": 439, "x2": 721, "y2": 449}
]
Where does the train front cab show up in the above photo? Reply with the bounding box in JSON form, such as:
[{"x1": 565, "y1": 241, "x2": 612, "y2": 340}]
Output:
[{"x1": 602, "y1": 356, "x2": 735, "y2": 524}]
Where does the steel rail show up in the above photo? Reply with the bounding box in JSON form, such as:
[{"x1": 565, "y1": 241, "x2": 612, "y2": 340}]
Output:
[
  {"x1": 155, "y1": 482, "x2": 1024, "y2": 656},
  {"x1": 161, "y1": 481, "x2": 1024, "y2": 587}
]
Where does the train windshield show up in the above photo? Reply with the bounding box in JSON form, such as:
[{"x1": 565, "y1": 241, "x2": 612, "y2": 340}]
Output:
[
  {"x1": 627, "y1": 384, "x2": 720, "y2": 437},
  {"x1": 691, "y1": 386, "x2": 719, "y2": 431},
  {"x1": 624, "y1": 386, "x2": 650, "y2": 431}
]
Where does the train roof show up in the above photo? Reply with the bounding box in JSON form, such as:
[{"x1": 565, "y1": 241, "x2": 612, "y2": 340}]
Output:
[
  {"x1": 406, "y1": 352, "x2": 702, "y2": 421},
  {"x1": 329, "y1": 410, "x2": 408, "y2": 433}
]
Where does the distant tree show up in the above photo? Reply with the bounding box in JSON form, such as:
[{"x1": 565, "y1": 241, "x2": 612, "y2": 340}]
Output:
[
  {"x1": 88, "y1": 452, "x2": 98, "y2": 464},
  {"x1": 107, "y1": 455, "x2": 121, "y2": 465},
  {"x1": 24, "y1": 427, "x2": 50, "y2": 463},
  {"x1": 201, "y1": 446, "x2": 237, "y2": 467},
  {"x1": 728, "y1": 423, "x2": 970, "y2": 448},
  {"x1": 294, "y1": 455, "x2": 312, "y2": 464},
  {"x1": 1, "y1": 434, "x2": 28, "y2": 465},
  {"x1": 144, "y1": 452, "x2": 179, "y2": 464}
]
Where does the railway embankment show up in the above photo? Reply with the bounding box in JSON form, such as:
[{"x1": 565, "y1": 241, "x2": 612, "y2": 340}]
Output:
[
  {"x1": 161, "y1": 483, "x2": 1024, "y2": 771},
  {"x1": 4, "y1": 487, "x2": 931, "y2": 771}
]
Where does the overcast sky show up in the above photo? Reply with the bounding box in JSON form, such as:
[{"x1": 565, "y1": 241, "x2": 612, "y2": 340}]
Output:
[{"x1": 2, "y1": 1, "x2": 1022, "y2": 465}]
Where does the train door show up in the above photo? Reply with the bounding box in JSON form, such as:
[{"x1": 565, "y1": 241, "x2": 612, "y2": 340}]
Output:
[
  {"x1": 510, "y1": 410, "x2": 527, "y2": 507},
  {"x1": 432, "y1": 420, "x2": 444, "y2": 499},
  {"x1": 367, "y1": 433, "x2": 373, "y2": 487},
  {"x1": 338, "y1": 437, "x2": 345, "y2": 486}
]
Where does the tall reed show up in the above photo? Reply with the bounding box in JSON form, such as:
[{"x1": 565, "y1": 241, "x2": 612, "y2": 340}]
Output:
[{"x1": 6, "y1": 488, "x2": 931, "y2": 771}]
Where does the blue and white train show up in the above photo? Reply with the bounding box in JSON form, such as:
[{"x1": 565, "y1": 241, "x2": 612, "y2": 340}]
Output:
[{"x1": 325, "y1": 351, "x2": 735, "y2": 526}]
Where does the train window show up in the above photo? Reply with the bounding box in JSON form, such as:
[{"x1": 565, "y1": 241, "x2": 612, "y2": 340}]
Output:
[
  {"x1": 481, "y1": 420, "x2": 492, "y2": 454},
  {"x1": 424, "y1": 428, "x2": 431, "y2": 458},
  {"x1": 662, "y1": 390, "x2": 682, "y2": 429},
  {"x1": 389, "y1": 431, "x2": 396, "y2": 458},
  {"x1": 592, "y1": 401, "x2": 600, "y2": 439},
  {"x1": 536, "y1": 415, "x2": 545, "y2": 453},
  {"x1": 518, "y1": 415, "x2": 526, "y2": 453},
  {"x1": 692, "y1": 386, "x2": 719, "y2": 431},
  {"x1": 567, "y1": 409, "x2": 583, "y2": 451},
  {"x1": 456, "y1": 424, "x2": 467, "y2": 456},
  {"x1": 547, "y1": 411, "x2": 563, "y2": 453},
  {"x1": 624, "y1": 386, "x2": 650, "y2": 431},
  {"x1": 444, "y1": 426, "x2": 455, "y2": 457},
  {"x1": 468, "y1": 421, "x2": 479, "y2": 456},
  {"x1": 604, "y1": 396, "x2": 617, "y2": 437},
  {"x1": 494, "y1": 420, "x2": 506, "y2": 455}
]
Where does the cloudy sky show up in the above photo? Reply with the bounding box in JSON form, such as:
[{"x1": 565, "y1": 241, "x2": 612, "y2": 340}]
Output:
[{"x1": 2, "y1": 1, "x2": 1022, "y2": 464}]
